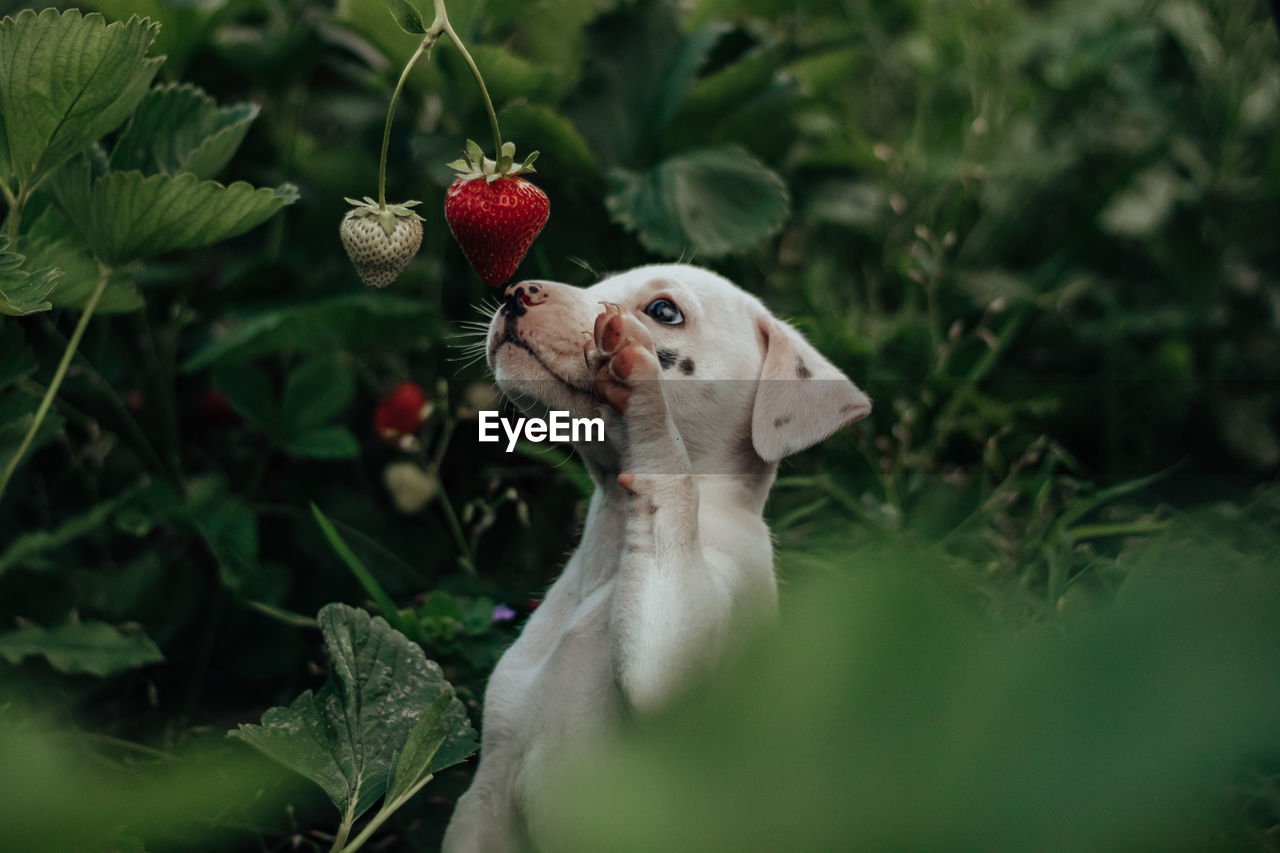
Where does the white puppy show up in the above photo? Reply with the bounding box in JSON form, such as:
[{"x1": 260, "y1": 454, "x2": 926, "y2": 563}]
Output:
[{"x1": 442, "y1": 264, "x2": 870, "y2": 852}]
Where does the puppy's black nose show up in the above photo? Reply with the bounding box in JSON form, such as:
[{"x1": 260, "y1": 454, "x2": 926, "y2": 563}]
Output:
[{"x1": 503, "y1": 281, "x2": 546, "y2": 310}]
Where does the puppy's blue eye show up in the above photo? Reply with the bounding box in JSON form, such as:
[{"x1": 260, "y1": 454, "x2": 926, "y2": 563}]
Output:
[{"x1": 644, "y1": 298, "x2": 684, "y2": 325}]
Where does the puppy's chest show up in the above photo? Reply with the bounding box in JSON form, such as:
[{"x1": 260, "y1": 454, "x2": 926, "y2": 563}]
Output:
[{"x1": 482, "y1": 580, "x2": 623, "y2": 746}]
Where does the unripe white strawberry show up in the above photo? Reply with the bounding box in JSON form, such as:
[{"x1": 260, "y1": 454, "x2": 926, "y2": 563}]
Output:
[{"x1": 339, "y1": 197, "x2": 424, "y2": 288}]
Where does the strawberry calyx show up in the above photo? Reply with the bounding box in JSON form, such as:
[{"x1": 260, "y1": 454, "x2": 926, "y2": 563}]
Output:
[
  {"x1": 446, "y1": 139, "x2": 539, "y2": 185},
  {"x1": 343, "y1": 196, "x2": 425, "y2": 239}
]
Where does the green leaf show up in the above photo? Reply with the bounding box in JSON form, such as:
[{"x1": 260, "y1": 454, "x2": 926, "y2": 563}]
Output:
[
  {"x1": 109, "y1": 83, "x2": 260, "y2": 180},
  {"x1": 282, "y1": 358, "x2": 355, "y2": 430},
  {"x1": 605, "y1": 146, "x2": 790, "y2": 257},
  {"x1": 185, "y1": 477, "x2": 259, "y2": 592},
  {"x1": 0, "y1": 10, "x2": 162, "y2": 189},
  {"x1": 0, "y1": 236, "x2": 60, "y2": 316},
  {"x1": 21, "y1": 217, "x2": 142, "y2": 314},
  {"x1": 228, "y1": 604, "x2": 477, "y2": 820},
  {"x1": 567, "y1": 4, "x2": 726, "y2": 164},
  {"x1": 310, "y1": 504, "x2": 404, "y2": 632},
  {"x1": 0, "y1": 617, "x2": 163, "y2": 677},
  {"x1": 498, "y1": 104, "x2": 596, "y2": 178},
  {"x1": 50, "y1": 167, "x2": 298, "y2": 266},
  {"x1": 0, "y1": 487, "x2": 138, "y2": 576},
  {"x1": 182, "y1": 293, "x2": 438, "y2": 372},
  {"x1": 283, "y1": 427, "x2": 360, "y2": 459},
  {"x1": 384, "y1": 0, "x2": 427, "y2": 34},
  {"x1": 87, "y1": 0, "x2": 230, "y2": 77},
  {"x1": 385, "y1": 691, "x2": 451, "y2": 804},
  {"x1": 211, "y1": 362, "x2": 277, "y2": 429}
]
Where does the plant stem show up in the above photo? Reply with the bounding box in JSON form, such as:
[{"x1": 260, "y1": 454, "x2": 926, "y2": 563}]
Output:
[
  {"x1": 329, "y1": 805, "x2": 356, "y2": 853},
  {"x1": 0, "y1": 263, "x2": 111, "y2": 501},
  {"x1": 338, "y1": 778, "x2": 434, "y2": 853},
  {"x1": 426, "y1": 0, "x2": 503, "y2": 157},
  {"x1": 441, "y1": 22, "x2": 503, "y2": 158},
  {"x1": 4, "y1": 185, "x2": 27, "y2": 244},
  {"x1": 378, "y1": 37, "x2": 432, "y2": 210}
]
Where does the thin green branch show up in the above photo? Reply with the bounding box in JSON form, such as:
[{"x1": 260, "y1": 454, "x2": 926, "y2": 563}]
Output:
[
  {"x1": 338, "y1": 775, "x2": 434, "y2": 853},
  {"x1": 0, "y1": 263, "x2": 112, "y2": 501},
  {"x1": 378, "y1": 37, "x2": 432, "y2": 210},
  {"x1": 441, "y1": 22, "x2": 503, "y2": 158}
]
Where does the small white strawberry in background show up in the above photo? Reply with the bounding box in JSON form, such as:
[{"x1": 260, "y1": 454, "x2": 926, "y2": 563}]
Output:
[{"x1": 339, "y1": 196, "x2": 424, "y2": 288}]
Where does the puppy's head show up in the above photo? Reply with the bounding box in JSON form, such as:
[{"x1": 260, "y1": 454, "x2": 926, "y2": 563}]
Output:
[{"x1": 486, "y1": 264, "x2": 870, "y2": 469}]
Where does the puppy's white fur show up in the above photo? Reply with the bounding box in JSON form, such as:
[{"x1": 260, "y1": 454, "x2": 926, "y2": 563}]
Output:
[{"x1": 442, "y1": 264, "x2": 870, "y2": 852}]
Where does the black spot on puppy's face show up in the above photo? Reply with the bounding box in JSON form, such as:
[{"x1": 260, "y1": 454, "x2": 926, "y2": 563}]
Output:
[
  {"x1": 773, "y1": 415, "x2": 793, "y2": 428},
  {"x1": 679, "y1": 357, "x2": 695, "y2": 375},
  {"x1": 795, "y1": 357, "x2": 811, "y2": 379},
  {"x1": 657, "y1": 350, "x2": 677, "y2": 370}
]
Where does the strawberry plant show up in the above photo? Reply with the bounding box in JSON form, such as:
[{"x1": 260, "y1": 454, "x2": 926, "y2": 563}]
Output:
[
  {"x1": 0, "y1": 9, "x2": 297, "y2": 498},
  {"x1": 230, "y1": 604, "x2": 477, "y2": 853}
]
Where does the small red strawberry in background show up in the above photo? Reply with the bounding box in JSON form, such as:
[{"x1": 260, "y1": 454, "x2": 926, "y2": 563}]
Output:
[
  {"x1": 340, "y1": 197, "x2": 424, "y2": 288},
  {"x1": 445, "y1": 140, "x2": 549, "y2": 287},
  {"x1": 375, "y1": 381, "x2": 433, "y2": 449}
]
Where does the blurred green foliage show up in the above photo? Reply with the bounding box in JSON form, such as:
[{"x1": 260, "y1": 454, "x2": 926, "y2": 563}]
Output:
[{"x1": 0, "y1": 0, "x2": 1277, "y2": 849}]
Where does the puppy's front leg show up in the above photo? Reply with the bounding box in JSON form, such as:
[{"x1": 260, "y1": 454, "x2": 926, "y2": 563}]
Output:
[{"x1": 590, "y1": 307, "x2": 731, "y2": 712}]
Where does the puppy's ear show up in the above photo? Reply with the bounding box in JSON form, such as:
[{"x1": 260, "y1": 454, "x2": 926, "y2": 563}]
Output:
[{"x1": 751, "y1": 316, "x2": 871, "y2": 463}]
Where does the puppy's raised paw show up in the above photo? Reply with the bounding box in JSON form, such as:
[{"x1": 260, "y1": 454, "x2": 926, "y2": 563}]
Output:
[{"x1": 591, "y1": 307, "x2": 659, "y2": 414}]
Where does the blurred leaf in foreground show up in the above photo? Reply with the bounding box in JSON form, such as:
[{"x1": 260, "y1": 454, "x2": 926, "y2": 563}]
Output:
[
  {"x1": 0, "y1": 705, "x2": 299, "y2": 852},
  {"x1": 543, "y1": 539, "x2": 1280, "y2": 852}
]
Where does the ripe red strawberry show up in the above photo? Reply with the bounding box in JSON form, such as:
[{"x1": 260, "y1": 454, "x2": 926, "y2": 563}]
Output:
[
  {"x1": 444, "y1": 141, "x2": 549, "y2": 287},
  {"x1": 375, "y1": 381, "x2": 433, "y2": 447},
  {"x1": 340, "y1": 197, "x2": 424, "y2": 288}
]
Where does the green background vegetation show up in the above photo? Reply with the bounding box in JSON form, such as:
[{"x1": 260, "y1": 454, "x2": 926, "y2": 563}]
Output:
[{"x1": 1, "y1": 0, "x2": 1278, "y2": 850}]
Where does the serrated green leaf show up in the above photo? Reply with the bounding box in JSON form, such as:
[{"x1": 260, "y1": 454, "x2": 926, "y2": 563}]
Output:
[
  {"x1": 211, "y1": 363, "x2": 276, "y2": 429},
  {"x1": 384, "y1": 0, "x2": 427, "y2": 34},
  {"x1": 182, "y1": 293, "x2": 438, "y2": 372},
  {"x1": 0, "y1": 486, "x2": 139, "y2": 576},
  {"x1": 58, "y1": 170, "x2": 298, "y2": 266},
  {"x1": 109, "y1": 83, "x2": 260, "y2": 180},
  {"x1": 21, "y1": 218, "x2": 142, "y2": 314},
  {"x1": 0, "y1": 618, "x2": 163, "y2": 677},
  {"x1": 282, "y1": 359, "x2": 355, "y2": 430},
  {"x1": 0, "y1": 9, "x2": 162, "y2": 189},
  {"x1": 0, "y1": 236, "x2": 60, "y2": 316},
  {"x1": 229, "y1": 604, "x2": 477, "y2": 820},
  {"x1": 0, "y1": 320, "x2": 35, "y2": 389},
  {"x1": 605, "y1": 146, "x2": 790, "y2": 257},
  {"x1": 284, "y1": 427, "x2": 360, "y2": 460}
]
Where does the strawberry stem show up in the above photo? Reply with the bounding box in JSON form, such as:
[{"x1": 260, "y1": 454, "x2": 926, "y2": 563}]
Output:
[
  {"x1": 373, "y1": 0, "x2": 508, "y2": 211},
  {"x1": 378, "y1": 37, "x2": 432, "y2": 211},
  {"x1": 438, "y1": 20, "x2": 504, "y2": 161}
]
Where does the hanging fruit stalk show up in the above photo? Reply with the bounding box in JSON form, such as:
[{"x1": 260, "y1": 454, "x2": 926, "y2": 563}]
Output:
[{"x1": 342, "y1": 0, "x2": 549, "y2": 289}]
